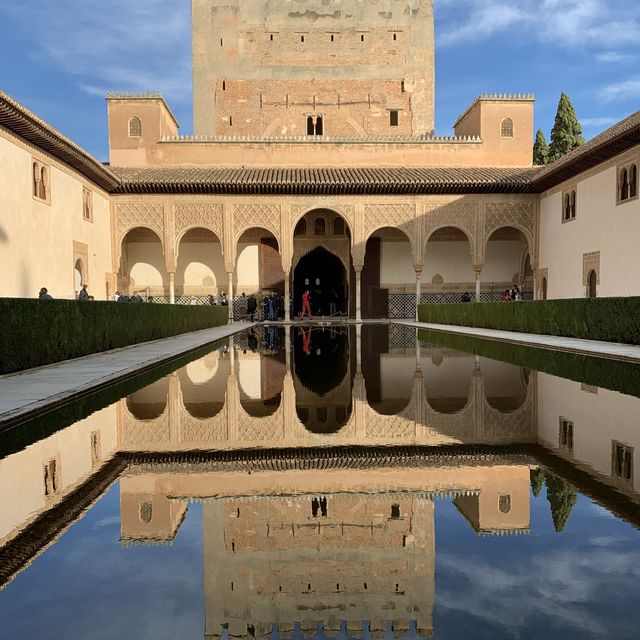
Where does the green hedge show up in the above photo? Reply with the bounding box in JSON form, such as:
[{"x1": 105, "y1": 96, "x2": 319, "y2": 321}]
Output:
[
  {"x1": 0, "y1": 299, "x2": 229, "y2": 375},
  {"x1": 418, "y1": 297, "x2": 640, "y2": 344}
]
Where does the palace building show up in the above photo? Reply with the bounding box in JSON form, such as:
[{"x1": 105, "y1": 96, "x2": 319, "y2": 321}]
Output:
[{"x1": 1, "y1": 0, "x2": 639, "y2": 318}]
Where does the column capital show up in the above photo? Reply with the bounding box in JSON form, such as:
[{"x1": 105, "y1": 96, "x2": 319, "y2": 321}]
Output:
[{"x1": 473, "y1": 264, "x2": 484, "y2": 274}]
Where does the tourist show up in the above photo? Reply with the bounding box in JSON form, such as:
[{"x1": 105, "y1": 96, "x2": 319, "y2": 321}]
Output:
[
  {"x1": 147, "y1": 296, "x2": 154, "y2": 303},
  {"x1": 221, "y1": 292, "x2": 228, "y2": 306},
  {"x1": 208, "y1": 294, "x2": 216, "y2": 305},
  {"x1": 500, "y1": 289, "x2": 511, "y2": 302},
  {"x1": 113, "y1": 291, "x2": 121, "y2": 302},
  {"x1": 300, "y1": 289, "x2": 312, "y2": 320},
  {"x1": 329, "y1": 289, "x2": 338, "y2": 315},
  {"x1": 38, "y1": 287, "x2": 53, "y2": 300},
  {"x1": 190, "y1": 296, "x2": 198, "y2": 305},
  {"x1": 78, "y1": 284, "x2": 89, "y2": 301},
  {"x1": 461, "y1": 292, "x2": 472, "y2": 303},
  {"x1": 514, "y1": 285, "x2": 522, "y2": 301},
  {"x1": 247, "y1": 294, "x2": 257, "y2": 321}
]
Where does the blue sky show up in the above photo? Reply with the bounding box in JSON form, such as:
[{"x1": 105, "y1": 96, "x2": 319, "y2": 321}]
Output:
[{"x1": 1, "y1": 0, "x2": 639, "y2": 161}]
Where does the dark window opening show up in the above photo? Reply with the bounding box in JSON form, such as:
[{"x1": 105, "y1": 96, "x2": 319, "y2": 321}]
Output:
[
  {"x1": 390, "y1": 110, "x2": 399, "y2": 127},
  {"x1": 295, "y1": 218, "x2": 307, "y2": 236},
  {"x1": 631, "y1": 164, "x2": 638, "y2": 198},
  {"x1": 334, "y1": 218, "x2": 345, "y2": 235},
  {"x1": 401, "y1": 80, "x2": 405, "y2": 92},
  {"x1": 315, "y1": 217, "x2": 326, "y2": 235},
  {"x1": 391, "y1": 504, "x2": 400, "y2": 519},
  {"x1": 315, "y1": 115, "x2": 323, "y2": 136},
  {"x1": 222, "y1": 80, "x2": 226, "y2": 91},
  {"x1": 360, "y1": 34, "x2": 364, "y2": 42},
  {"x1": 499, "y1": 494, "x2": 511, "y2": 514},
  {"x1": 270, "y1": 34, "x2": 274, "y2": 41},
  {"x1": 559, "y1": 419, "x2": 574, "y2": 450},
  {"x1": 307, "y1": 116, "x2": 314, "y2": 136},
  {"x1": 220, "y1": 38, "x2": 223, "y2": 47},
  {"x1": 613, "y1": 442, "x2": 634, "y2": 482},
  {"x1": 301, "y1": 35, "x2": 305, "y2": 43},
  {"x1": 229, "y1": 115, "x2": 233, "y2": 126},
  {"x1": 393, "y1": 33, "x2": 397, "y2": 41}
]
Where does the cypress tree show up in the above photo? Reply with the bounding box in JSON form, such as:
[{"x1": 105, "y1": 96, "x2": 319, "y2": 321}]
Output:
[
  {"x1": 530, "y1": 468, "x2": 546, "y2": 497},
  {"x1": 533, "y1": 129, "x2": 549, "y2": 165},
  {"x1": 548, "y1": 93, "x2": 585, "y2": 162},
  {"x1": 545, "y1": 472, "x2": 577, "y2": 533}
]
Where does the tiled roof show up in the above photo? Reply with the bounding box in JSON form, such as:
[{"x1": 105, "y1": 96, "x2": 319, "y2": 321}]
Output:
[
  {"x1": 532, "y1": 109, "x2": 640, "y2": 191},
  {"x1": 0, "y1": 91, "x2": 120, "y2": 191},
  {"x1": 111, "y1": 166, "x2": 541, "y2": 195}
]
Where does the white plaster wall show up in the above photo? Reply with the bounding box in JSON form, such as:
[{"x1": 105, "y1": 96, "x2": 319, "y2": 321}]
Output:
[
  {"x1": 424, "y1": 241, "x2": 474, "y2": 283},
  {"x1": 236, "y1": 243, "x2": 260, "y2": 290},
  {"x1": 0, "y1": 404, "x2": 117, "y2": 544},
  {"x1": 0, "y1": 132, "x2": 113, "y2": 299},
  {"x1": 380, "y1": 240, "x2": 414, "y2": 284},
  {"x1": 539, "y1": 155, "x2": 640, "y2": 299},
  {"x1": 126, "y1": 242, "x2": 166, "y2": 289},
  {"x1": 537, "y1": 372, "x2": 640, "y2": 493},
  {"x1": 177, "y1": 241, "x2": 225, "y2": 289},
  {"x1": 482, "y1": 240, "x2": 523, "y2": 282}
]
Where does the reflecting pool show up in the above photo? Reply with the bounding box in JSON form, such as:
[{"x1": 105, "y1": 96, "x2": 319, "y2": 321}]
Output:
[{"x1": 1, "y1": 324, "x2": 640, "y2": 639}]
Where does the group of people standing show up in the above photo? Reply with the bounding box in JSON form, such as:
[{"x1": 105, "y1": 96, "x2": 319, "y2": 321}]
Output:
[{"x1": 501, "y1": 285, "x2": 523, "y2": 301}]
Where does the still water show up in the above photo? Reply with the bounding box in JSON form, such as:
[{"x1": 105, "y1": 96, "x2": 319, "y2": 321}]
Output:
[{"x1": 1, "y1": 324, "x2": 640, "y2": 639}]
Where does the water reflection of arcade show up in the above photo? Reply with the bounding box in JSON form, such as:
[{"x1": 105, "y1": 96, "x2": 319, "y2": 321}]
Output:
[{"x1": 118, "y1": 326, "x2": 536, "y2": 453}]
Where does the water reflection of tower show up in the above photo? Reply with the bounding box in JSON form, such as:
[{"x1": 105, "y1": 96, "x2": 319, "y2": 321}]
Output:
[{"x1": 203, "y1": 494, "x2": 435, "y2": 639}]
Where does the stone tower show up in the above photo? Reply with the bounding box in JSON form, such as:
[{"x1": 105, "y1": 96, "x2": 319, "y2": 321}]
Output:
[{"x1": 192, "y1": 0, "x2": 435, "y2": 137}]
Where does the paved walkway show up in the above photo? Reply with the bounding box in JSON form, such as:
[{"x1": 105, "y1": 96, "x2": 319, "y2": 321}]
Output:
[
  {"x1": 396, "y1": 320, "x2": 640, "y2": 363},
  {"x1": 0, "y1": 323, "x2": 252, "y2": 429}
]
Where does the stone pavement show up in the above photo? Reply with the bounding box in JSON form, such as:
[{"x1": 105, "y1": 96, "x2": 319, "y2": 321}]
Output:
[
  {"x1": 0, "y1": 323, "x2": 252, "y2": 429},
  {"x1": 396, "y1": 320, "x2": 640, "y2": 364}
]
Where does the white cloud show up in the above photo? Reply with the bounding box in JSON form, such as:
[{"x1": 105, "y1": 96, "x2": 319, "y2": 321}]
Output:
[
  {"x1": 581, "y1": 117, "x2": 619, "y2": 128},
  {"x1": 1, "y1": 0, "x2": 192, "y2": 104},
  {"x1": 598, "y1": 76, "x2": 640, "y2": 103},
  {"x1": 435, "y1": 0, "x2": 640, "y2": 52}
]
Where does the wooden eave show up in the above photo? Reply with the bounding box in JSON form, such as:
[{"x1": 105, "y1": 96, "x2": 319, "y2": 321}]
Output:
[{"x1": 0, "y1": 92, "x2": 120, "y2": 192}]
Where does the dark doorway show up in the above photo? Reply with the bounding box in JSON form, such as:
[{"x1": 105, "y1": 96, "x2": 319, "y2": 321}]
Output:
[
  {"x1": 588, "y1": 270, "x2": 597, "y2": 299},
  {"x1": 293, "y1": 247, "x2": 347, "y2": 317}
]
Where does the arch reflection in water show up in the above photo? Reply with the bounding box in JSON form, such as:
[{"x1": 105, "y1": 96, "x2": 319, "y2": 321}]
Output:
[
  {"x1": 126, "y1": 377, "x2": 169, "y2": 420},
  {"x1": 237, "y1": 326, "x2": 286, "y2": 418},
  {"x1": 179, "y1": 352, "x2": 228, "y2": 419},
  {"x1": 293, "y1": 326, "x2": 354, "y2": 433}
]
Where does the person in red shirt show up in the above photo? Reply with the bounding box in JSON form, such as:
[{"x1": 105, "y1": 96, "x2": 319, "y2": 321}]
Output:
[{"x1": 301, "y1": 289, "x2": 312, "y2": 319}]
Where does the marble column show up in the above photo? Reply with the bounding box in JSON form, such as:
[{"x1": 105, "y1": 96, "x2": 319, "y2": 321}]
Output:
[
  {"x1": 168, "y1": 272, "x2": 175, "y2": 304},
  {"x1": 474, "y1": 268, "x2": 482, "y2": 302},
  {"x1": 284, "y1": 270, "x2": 291, "y2": 322},
  {"x1": 355, "y1": 268, "x2": 362, "y2": 323},
  {"x1": 227, "y1": 271, "x2": 234, "y2": 324},
  {"x1": 415, "y1": 269, "x2": 422, "y2": 321}
]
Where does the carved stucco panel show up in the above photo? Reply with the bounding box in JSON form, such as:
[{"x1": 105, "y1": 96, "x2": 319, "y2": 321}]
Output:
[
  {"x1": 175, "y1": 203, "x2": 224, "y2": 241},
  {"x1": 234, "y1": 204, "x2": 281, "y2": 243},
  {"x1": 364, "y1": 203, "x2": 419, "y2": 262},
  {"x1": 483, "y1": 202, "x2": 536, "y2": 262},
  {"x1": 423, "y1": 201, "x2": 479, "y2": 262},
  {"x1": 116, "y1": 202, "x2": 165, "y2": 245}
]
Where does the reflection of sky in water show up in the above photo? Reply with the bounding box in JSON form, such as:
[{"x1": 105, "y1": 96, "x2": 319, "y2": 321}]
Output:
[{"x1": 0, "y1": 485, "x2": 204, "y2": 640}]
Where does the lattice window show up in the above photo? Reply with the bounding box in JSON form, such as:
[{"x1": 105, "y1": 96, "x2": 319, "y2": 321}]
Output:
[
  {"x1": 333, "y1": 217, "x2": 345, "y2": 235},
  {"x1": 501, "y1": 118, "x2": 514, "y2": 138},
  {"x1": 314, "y1": 216, "x2": 326, "y2": 235},
  {"x1": 295, "y1": 218, "x2": 307, "y2": 236},
  {"x1": 139, "y1": 501, "x2": 153, "y2": 523},
  {"x1": 129, "y1": 117, "x2": 142, "y2": 138},
  {"x1": 499, "y1": 494, "x2": 511, "y2": 513},
  {"x1": 559, "y1": 418, "x2": 574, "y2": 451},
  {"x1": 562, "y1": 189, "x2": 577, "y2": 222}
]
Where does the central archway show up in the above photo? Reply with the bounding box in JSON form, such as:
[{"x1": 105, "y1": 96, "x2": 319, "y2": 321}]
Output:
[{"x1": 293, "y1": 247, "x2": 347, "y2": 317}]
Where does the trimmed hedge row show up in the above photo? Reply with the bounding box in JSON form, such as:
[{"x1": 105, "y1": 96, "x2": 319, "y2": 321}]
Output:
[
  {"x1": 0, "y1": 299, "x2": 229, "y2": 375},
  {"x1": 417, "y1": 328, "x2": 640, "y2": 399},
  {"x1": 418, "y1": 297, "x2": 640, "y2": 345}
]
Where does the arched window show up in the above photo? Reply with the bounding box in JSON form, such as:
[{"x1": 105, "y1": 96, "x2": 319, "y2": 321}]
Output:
[
  {"x1": 33, "y1": 162, "x2": 40, "y2": 197},
  {"x1": 333, "y1": 218, "x2": 345, "y2": 235},
  {"x1": 501, "y1": 118, "x2": 514, "y2": 138},
  {"x1": 129, "y1": 117, "x2": 142, "y2": 138},
  {"x1": 315, "y1": 116, "x2": 323, "y2": 136},
  {"x1": 620, "y1": 168, "x2": 629, "y2": 202},
  {"x1": 295, "y1": 218, "x2": 307, "y2": 236},
  {"x1": 307, "y1": 116, "x2": 314, "y2": 136},
  {"x1": 631, "y1": 164, "x2": 638, "y2": 199},
  {"x1": 563, "y1": 189, "x2": 576, "y2": 221},
  {"x1": 563, "y1": 194, "x2": 571, "y2": 221},
  {"x1": 39, "y1": 166, "x2": 48, "y2": 200},
  {"x1": 315, "y1": 217, "x2": 326, "y2": 235},
  {"x1": 499, "y1": 494, "x2": 511, "y2": 514}
]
